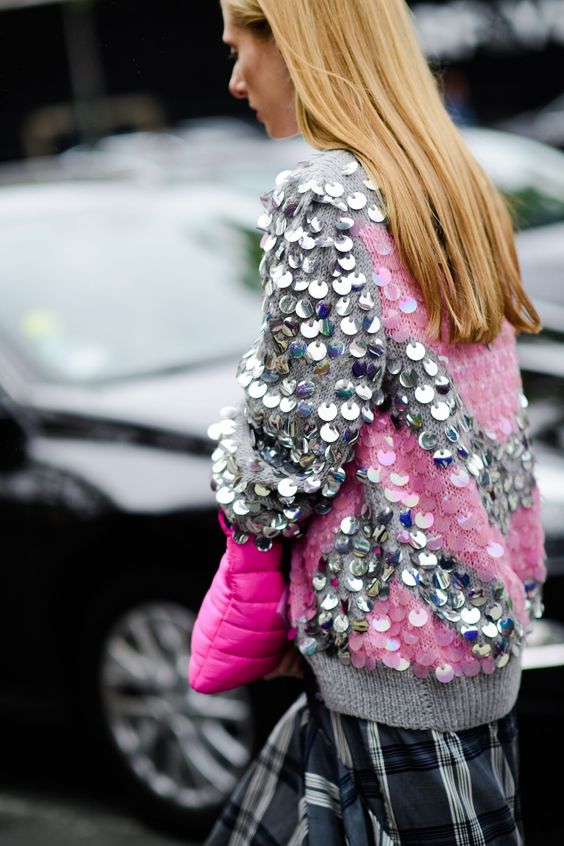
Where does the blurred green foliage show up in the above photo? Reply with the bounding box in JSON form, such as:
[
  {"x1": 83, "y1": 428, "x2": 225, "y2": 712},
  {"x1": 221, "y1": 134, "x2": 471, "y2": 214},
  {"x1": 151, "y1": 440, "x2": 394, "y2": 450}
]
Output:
[
  {"x1": 231, "y1": 222, "x2": 264, "y2": 294},
  {"x1": 503, "y1": 186, "x2": 564, "y2": 231}
]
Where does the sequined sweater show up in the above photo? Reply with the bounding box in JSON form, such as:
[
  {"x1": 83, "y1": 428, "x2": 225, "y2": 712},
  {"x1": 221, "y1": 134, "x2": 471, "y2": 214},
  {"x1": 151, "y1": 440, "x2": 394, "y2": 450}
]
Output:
[{"x1": 210, "y1": 147, "x2": 547, "y2": 732}]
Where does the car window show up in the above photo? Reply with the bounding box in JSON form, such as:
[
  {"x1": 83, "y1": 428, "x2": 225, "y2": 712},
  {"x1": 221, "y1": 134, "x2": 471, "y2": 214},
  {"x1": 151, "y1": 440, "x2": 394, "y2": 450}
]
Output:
[{"x1": 0, "y1": 185, "x2": 264, "y2": 384}]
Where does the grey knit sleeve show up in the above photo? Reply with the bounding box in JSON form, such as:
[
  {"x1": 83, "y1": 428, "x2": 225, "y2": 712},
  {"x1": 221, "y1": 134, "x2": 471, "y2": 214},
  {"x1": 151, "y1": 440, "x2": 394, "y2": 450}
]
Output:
[{"x1": 209, "y1": 150, "x2": 388, "y2": 550}]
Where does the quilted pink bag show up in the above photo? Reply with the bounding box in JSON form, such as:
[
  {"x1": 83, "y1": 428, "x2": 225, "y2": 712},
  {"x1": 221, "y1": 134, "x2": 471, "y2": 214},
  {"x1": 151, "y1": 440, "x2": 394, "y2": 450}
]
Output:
[{"x1": 189, "y1": 514, "x2": 290, "y2": 694}]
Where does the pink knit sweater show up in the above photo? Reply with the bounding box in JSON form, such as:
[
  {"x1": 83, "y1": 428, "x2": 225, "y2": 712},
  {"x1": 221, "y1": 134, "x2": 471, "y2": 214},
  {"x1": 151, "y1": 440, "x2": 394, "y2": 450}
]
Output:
[{"x1": 210, "y1": 147, "x2": 546, "y2": 731}]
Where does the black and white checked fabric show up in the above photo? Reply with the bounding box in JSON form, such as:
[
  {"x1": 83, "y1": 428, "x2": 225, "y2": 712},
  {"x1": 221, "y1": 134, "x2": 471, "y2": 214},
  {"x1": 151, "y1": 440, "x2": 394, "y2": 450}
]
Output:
[{"x1": 204, "y1": 684, "x2": 524, "y2": 846}]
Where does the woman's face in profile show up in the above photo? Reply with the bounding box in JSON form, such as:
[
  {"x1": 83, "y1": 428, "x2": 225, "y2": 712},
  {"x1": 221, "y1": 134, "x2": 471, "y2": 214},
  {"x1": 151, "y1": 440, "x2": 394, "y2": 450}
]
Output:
[{"x1": 220, "y1": 1, "x2": 298, "y2": 139}]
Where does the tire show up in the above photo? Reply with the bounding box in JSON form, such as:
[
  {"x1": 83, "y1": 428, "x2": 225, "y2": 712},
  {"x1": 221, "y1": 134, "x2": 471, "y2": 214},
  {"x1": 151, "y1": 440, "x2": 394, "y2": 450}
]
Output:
[{"x1": 79, "y1": 570, "x2": 256, "y2": 839}]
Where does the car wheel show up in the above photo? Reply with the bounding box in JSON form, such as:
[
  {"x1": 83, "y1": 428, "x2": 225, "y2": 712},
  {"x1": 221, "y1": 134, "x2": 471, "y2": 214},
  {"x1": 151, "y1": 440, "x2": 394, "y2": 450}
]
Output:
[{"x1": 86, "y1": 590, "x2": 255, "y2": 837}]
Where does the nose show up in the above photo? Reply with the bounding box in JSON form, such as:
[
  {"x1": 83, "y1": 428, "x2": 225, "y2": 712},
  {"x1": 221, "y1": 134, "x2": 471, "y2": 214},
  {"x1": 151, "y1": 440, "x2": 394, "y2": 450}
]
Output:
[{"x1": 228, "y1": 62, "x2": 247, "y2": 100}]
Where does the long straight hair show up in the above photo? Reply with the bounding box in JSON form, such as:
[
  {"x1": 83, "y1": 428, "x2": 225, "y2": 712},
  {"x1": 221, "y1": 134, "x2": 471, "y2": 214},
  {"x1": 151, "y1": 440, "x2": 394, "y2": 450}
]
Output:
[{"x1": 225, "y1": 0, "x2": 541, "y2": 344}]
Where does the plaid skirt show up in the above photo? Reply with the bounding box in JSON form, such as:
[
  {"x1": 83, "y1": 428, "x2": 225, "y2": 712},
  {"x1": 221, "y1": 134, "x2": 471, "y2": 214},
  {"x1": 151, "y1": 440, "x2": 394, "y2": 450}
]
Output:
[{"x1": 204, "y1": 679, "x2": 524, "y2": 846}]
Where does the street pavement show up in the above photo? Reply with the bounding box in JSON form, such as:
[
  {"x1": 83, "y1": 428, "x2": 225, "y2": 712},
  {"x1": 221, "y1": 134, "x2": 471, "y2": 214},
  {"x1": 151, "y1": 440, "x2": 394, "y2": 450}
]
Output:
[
  {"x1": 0, "y1": 710, "x2": 201, "y2": 846},
  {"x1": 0, "y1": 688, "x2": 561, "y2": 845},
  {"x1": 0, "y1": 790, "x2": 193, "y2": 846}
]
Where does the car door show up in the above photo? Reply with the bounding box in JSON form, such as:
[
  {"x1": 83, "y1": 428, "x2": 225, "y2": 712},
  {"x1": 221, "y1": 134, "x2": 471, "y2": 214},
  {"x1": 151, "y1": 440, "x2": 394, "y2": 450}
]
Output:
[{"x1": 0, "y1": 377, "x2": 107, "y2": 711}]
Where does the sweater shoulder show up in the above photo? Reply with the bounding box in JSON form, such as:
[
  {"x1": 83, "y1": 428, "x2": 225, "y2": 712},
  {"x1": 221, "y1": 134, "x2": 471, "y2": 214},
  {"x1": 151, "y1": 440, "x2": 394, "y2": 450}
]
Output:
[
  {"x1": 261, "y1": 148, "x2": 366, "y2": 208},
  {"x1": 288, "y1": 147, "x2": 361, "y2": 180}
]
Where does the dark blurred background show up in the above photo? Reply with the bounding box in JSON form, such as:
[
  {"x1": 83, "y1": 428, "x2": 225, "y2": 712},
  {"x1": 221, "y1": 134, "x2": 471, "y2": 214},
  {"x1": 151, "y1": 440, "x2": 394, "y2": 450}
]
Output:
[
  {"x1": 0, "y1": 0, "x2": 563, "y2": 161},
  {"x1": 0, "y1": 1, "x2": 563, "y2": 845}
]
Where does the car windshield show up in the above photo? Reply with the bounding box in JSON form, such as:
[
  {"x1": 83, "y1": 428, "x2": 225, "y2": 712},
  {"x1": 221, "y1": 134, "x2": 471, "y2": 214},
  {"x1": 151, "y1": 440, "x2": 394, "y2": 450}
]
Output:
[
  {"x1": 0, "y1": 183, "x2": 264, "y2": 384},
  {"x1": 2, "y1": 126, "x2": 563, "y2": 386}
]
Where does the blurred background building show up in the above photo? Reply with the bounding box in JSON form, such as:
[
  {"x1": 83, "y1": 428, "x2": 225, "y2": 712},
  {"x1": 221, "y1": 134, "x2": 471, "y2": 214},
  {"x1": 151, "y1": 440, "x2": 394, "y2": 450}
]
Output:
[{"x1": 0, "y1": 0, "x2": 563, "y2": 161}]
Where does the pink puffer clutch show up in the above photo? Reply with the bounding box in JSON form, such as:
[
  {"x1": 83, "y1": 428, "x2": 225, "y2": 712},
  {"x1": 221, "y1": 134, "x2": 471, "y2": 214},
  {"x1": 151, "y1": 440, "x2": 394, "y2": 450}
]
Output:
[{"x1": 189, "y1": 514, "x2": 290, "y2": 694}]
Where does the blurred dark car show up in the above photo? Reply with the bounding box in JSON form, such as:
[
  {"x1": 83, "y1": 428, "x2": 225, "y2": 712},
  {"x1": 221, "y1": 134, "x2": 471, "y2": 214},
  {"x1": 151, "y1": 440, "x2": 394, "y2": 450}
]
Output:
[
  {"x1": 0, "y1": 120, "x2": 562, "y2": 838},
  {"x1": 0, "y1": 168, "x2": 302, "y2": 837}
]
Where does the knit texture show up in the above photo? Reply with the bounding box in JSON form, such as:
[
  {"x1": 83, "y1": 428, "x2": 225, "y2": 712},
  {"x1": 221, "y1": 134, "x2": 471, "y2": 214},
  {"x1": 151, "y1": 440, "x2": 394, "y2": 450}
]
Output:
[{"x1": 209, "y1": 147, "x2": 547, "y2": 731}]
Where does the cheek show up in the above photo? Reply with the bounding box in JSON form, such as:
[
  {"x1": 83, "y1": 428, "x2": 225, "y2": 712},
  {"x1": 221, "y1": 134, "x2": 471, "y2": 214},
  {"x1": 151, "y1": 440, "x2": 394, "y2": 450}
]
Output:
[
  {"x1": 269, "y1": 57, "x2": 294, "y2": 103},
  {"x1": 245, "y1": 46, "x2": 278, "y2": 94}
]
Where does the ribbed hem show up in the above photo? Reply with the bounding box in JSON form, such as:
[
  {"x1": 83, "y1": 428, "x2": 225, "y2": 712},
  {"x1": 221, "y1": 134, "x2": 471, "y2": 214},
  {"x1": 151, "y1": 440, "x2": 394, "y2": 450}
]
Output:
[{"x1": 306, "y1": 653, "x2": 522, "y2": 731}]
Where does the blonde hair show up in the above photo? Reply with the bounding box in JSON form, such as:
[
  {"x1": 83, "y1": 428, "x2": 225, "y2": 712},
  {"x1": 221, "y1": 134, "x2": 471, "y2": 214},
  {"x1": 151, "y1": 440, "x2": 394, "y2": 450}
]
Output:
[{"x1": 225, "y1": 0, "x2": 541, "y2": 344}]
